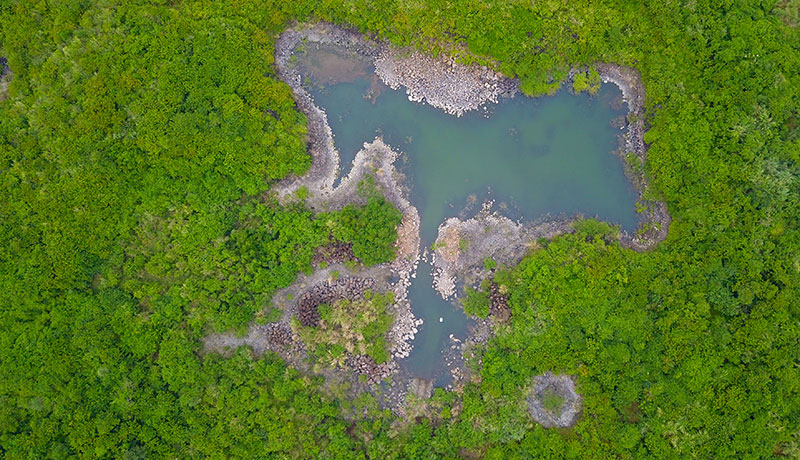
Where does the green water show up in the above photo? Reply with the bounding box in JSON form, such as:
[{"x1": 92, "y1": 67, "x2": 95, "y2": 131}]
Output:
[{"x1": 297, "y1": 49, "x2": 637, "y2": 385}]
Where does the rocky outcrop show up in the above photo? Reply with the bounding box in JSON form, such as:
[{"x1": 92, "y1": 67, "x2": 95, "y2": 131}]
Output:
[
  {"x1": 347, "y1": 355, "x2": 395, "y2": 384},
  {"x1": 431, "y1": 208, "x2": 572, "y2": 299},
  {"x1": 527, "y1": 372, "x2": 582, "y2": 428}
]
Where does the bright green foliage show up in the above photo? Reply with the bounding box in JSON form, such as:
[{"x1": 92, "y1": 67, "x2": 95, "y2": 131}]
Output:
[
  {"x1": 573, "y1": 69, "x2": 602, "y2": 94},
  {"x1": 462, "y1": 286, "x2": 491, "y2": 318},
  {"x1": 326, "y1": 197, "x2": 403, "y2": 266},
  {"x1": 483, "y1": 257, "x2": 497, "y2": 270},
  {"x1": 2, "y1": 0, "x2": 799, "y2": 458},
  {"x1": 294, "y1": 291, "x2": 395, "y2": 366}
]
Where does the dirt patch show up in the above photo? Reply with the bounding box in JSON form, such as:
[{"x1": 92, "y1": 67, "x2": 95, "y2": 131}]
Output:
[
  {"x1": 438, "y1": 225, "x2": 461, "y2": 264},
  {"x1": 297, "y1": 44, "x2": 372, "y2": 85},
  {"x1": 395, "y1": 206, "x2": 420, "y2": 263}
]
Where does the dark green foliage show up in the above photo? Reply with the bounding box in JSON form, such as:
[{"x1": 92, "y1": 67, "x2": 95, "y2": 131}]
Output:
[{"x1": 2, "y1": 0, "x2": 799, "y2": 458}]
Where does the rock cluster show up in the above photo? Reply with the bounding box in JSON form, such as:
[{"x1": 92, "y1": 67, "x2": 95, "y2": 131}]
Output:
[
  {"x1": 488, "y1": 282, "x2": 511, "y2": 322},
  {"x1": 313, "y1": 241, "x2": 356, "y2": 266},
  {"x1": 296, "y1": 277, "x2": 377, "y2": 327},
  {"x1": 266, "y1": 323, "x2": 294, "y2": 348},
  {"x1": 375, "y1": 48, "x2": 517, "y2": 117},
  {"x1": 347, "y1": 355, "x2": 396, "y2": 384},
  {"x1": 389, "y1": 314, "x2": 423, "y2": 360}
]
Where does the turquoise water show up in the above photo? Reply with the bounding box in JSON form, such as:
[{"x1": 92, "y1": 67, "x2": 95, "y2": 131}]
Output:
[{"x1": 297, "y1": 48, "x2": 637, "y2": 384}]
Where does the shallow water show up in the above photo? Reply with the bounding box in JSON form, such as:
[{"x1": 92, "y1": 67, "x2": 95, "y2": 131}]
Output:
[{"x1": 298, "y1": 47, "x2": 637, "y2": 384}]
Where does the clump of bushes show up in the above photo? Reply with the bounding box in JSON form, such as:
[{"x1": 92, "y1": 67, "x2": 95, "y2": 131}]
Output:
[
  {"x1": 293, "y1": 290, "x2": 395, "y2": 366},
  {"x1": 462, "y1": 286, "x2": 491, "y2": 318},
  {"x1": 572, "y1": 68, "x2": 602, "y2": 94}
]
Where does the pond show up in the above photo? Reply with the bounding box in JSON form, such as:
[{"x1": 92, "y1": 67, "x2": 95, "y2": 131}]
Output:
[{"x1": 296, "y1": 45, "x2": 638, "y2": 385}]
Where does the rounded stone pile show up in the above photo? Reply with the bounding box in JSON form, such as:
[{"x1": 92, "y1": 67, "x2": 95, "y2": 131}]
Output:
[{"x1": 489, "y1": 282, "x2": 511, "y2": 321}]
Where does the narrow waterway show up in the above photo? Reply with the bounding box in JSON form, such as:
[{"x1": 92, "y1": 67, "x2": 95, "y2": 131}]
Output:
[{"x1": 297, "y1": 45, "x2": 638, "y2": 385}]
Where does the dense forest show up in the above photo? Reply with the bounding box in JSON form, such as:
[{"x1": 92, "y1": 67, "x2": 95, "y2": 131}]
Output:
[{"x1": 2, "y1": 0, "x2": 799, "y2": 458}]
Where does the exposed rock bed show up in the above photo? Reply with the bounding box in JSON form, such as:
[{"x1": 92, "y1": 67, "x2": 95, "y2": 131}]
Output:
[
  {"x1": 432, "y1": 207, "x2": 573, "y2": 299},
  {"x1": 527, "y1": 372, "x2": 582, "y2": 428},
  {"x1": 375, "y1": 48, "x2": 517, "y2": 116}
]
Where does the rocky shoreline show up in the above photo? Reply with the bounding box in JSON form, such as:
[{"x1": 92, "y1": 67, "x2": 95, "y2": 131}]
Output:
[{"x1": 205, "y1": 21, "x2": 670, "y2": 417}]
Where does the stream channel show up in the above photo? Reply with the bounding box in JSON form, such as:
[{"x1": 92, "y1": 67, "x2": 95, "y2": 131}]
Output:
[{"x1": 296, "y1": 45, "x2": 638, "y2": 386}]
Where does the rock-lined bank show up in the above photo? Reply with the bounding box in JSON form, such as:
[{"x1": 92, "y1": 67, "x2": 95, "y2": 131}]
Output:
[{"x1": 593, "y1": 63, "x2": 671, "y2": 251}]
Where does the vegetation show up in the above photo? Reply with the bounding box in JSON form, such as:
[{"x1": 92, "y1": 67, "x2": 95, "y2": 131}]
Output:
[
  {"x1": 324, "y1": 196, "x2": 402, "y2": 266},
  {"x1": 571, "y1": 69, "x2": 601, "y2": 94},
  {"x1": 294, "y1": 291, "x2": 395, "y2": 366},
  {"x1": 1, "y1": 0, "x2": 798, "y2": 458},
  {"x1": 462, "y1": 286, "x2": 491, "y2": 318},
  {"x1": 541, "y1": 389, "x2": 566, "y2": 416}
]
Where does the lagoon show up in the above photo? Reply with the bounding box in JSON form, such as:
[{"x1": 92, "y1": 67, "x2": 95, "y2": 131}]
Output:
[{"x1": 298, "y1": 46, "x2": 638, "y2": 384}]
